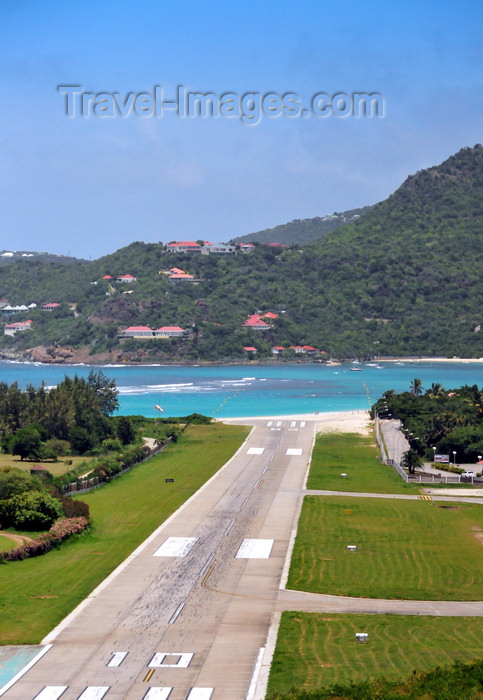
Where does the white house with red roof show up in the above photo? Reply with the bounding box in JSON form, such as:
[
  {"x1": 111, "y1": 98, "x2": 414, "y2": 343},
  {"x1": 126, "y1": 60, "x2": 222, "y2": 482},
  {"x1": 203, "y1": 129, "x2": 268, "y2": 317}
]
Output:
[
  {"x1": 168, "y1": 273, "x2": 197, "y2": 283},
  {"x1": 117, "y1": 274, "x2": 137, "y2": 283},
  {"x1": 40, "y1": 303, "x2": 61, "y2": 312},
  {"x1": 243, "y1": 314, "x2": 271, "y2": 331},
  {"x1": 166, "y1": 241, "x2": 202, "y2": 253},
  {"x1": 121, "y1": 326, "x2": 154, "y2": 338},
  {"x1": 154, "y1": 326, "x2": 186, "y2": 337},
  {"x1": 243, "y1": 346, "x2": 257, "y2": 353},
  {"x1": 271, "y1": 346, "x2": 285, "y2": 354},
  {"x1": 239, "y1": 243, "x2": 255, "y2": 253},
  {"x1": 4, "y1": 320, "x2": 32, "y2": 336}
]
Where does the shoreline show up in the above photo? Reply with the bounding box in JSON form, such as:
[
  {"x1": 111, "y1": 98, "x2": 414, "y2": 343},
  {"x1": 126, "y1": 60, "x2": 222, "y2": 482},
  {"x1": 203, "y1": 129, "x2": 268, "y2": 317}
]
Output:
[{"x1": 221, "y1": 409, "x2": 372, "y2": 435}]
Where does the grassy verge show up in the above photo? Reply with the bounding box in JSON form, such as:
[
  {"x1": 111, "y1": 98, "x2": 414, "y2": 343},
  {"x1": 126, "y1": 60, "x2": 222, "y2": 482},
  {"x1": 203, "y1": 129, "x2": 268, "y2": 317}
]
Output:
[
  {"x1": 0, "y1": 453, "x2": 91, "y2": 477},
  {"x1": 0, "y1": 422, "x2": 249, "y2": 644},
  {"x1": 266, "y1": 613, "x2": 483, "y2": 697},
  {"x1": 307, "y1": 433, "x2": 419, "y2": 494},
  {"x1": 287, "y1": 495, "x2": 483, "y2": 599}
]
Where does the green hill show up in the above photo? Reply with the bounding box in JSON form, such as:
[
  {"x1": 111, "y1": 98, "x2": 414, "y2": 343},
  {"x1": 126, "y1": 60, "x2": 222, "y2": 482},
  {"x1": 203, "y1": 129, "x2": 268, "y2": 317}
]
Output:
[
  {"x1": 0, "y1": 144, "x2": 482, "y2": 363},
  {"x1": 230, "y1": 206, "x2": 373, "y2": 246}
]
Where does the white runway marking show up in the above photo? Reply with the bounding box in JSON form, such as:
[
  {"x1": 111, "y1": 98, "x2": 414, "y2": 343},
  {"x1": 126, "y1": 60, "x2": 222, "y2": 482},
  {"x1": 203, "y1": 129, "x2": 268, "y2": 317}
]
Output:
[
  {"x1": 186, "y1": 689, "x2": 213, "y2": 699},
  {"x1": 247, "y1": 447, "x2": 265, "y2": 455},
  {"x1": 267, "y1": 420, "x2": 273, "y2": 427},
  {"x1": 286, "y1": 448, "x2": 303, "y2": 456},
  {"x1": 270, "y1": 428, "x2": 281, "y2": 431},
  {"x1": 77, "y1": 688, "x2": 109, "y2": 700},
  {"x1": 276, "y1": 420, "x2": 282, "y2": 427},
  {"x1": 300, "y1": 421, "x2": 306, "y2": 427},
  {"x1": 153, "y1": 537, "x2": 197, "y2": 557},
  {"x1": 148, "y1": 652, "x2": 194, "y2": 668},
  {"x1": 33, "y1": 688, "x2": 67, "y2": 700},
  {"x1": 142, "y1": 689, "x2": 173, "y2": 699},
  {"x1": 236, "y1": 539, "x2": 274, "y2": 559},
  {"x1": 168, "y1": 602, "x2": 185, "y2": 624},
  {"x1": 290, "y1": 421, "x2": 296, "y2": 427},
  {"x1": 107, "y1": 651, "x2": 128, "y2": 667}
]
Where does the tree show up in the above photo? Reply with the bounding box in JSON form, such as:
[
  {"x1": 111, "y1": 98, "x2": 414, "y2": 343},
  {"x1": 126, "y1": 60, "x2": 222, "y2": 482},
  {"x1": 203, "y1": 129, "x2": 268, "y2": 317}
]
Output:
[
  {"x1": 401, "y1": 448, "x2": 422, "y2": 474},
  {"x1": 11, "y1": 427, "x2": 42, "y2": 461},
  {"x1": 1, "y1": 490, "x2": 63, "y2": 530},
  {"x1": 410, "y1": 378, "x2": 423, "y2": 396},
  {"x1": 116, "y1": 416, "x2": 135, "y2": 445},
  {"x1": 87, "y1": 370, "x2": 119, "y2": 416}
]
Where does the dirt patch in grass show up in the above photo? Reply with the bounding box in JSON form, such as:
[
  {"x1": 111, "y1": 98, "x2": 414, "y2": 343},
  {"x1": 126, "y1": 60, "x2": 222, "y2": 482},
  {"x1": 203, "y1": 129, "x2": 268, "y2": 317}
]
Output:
[{"x1": 0, "y1": 531, "x2": 34, "y2": 545}]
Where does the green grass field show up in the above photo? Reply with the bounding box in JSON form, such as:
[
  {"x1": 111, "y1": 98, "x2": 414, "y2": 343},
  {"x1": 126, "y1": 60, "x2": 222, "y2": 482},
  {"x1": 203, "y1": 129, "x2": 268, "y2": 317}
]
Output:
[
  {"x1": 266, "y1": 613, "x2": 483, "y2": 697},
  {"x1": 0, "y1": 534, "x2": 18, "y2": 551},
  {"x1": 287, "y1": 495, "x2": 483, "y2": 600},
  {"x1": 0, "y1": 452, "x2": 90, "y2": 477},
  {"x1": 0, "y1": 422, "x2": 249, "y2": 644},
  {"x1": 307, "y1": 432, "x2": 418, "y2": 494}
]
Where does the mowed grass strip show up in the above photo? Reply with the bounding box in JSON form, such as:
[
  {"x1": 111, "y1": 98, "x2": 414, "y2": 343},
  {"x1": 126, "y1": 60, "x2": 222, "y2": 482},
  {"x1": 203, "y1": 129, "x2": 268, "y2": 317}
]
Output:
[
  {"x1": 0, "y1": 423, "x2": 249, "y2": 644},
  {"x1": 306, "y1": 432, "x2": 418, "y2": 494},
  {"x1": 266, "y1": 612, "x2": 483, "y2": 697},
  {"x1": 287, "y1": 496, "x2": 483, "y2": 599}
]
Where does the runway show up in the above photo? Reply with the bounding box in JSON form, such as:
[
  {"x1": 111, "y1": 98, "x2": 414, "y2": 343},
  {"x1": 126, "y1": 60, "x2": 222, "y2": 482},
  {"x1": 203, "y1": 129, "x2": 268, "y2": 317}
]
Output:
[{"x1": 2, "y1": 418, "x2": 316, "y2": 700}]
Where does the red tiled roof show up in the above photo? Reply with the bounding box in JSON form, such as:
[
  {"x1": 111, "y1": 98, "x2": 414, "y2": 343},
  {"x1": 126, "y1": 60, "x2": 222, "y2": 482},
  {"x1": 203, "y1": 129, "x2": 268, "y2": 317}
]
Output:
[
  {"x1": 272, "y1": 346, "x2": 285, "y2": 350},
  {"x1": 167, "y1": 241, "x2": 200, "y2": 247},
  {"x1": 169, "y1": 267, "x2": 185, "y2": 274},
  {"x1": 124, "y1": 326, "x2": 152, "y2": 332},
  {"x1": 169, "y1": 273, "x2": 194, "y2": 279},
  {"x1": 243, "y1": 318, "x2": 269, "y2": 327},
  {"x1": 156, "y1": 326, "x2": 185, "y2": 332},
  {"x1": 262, "y1": 312, "x2": 278, "y2": 319},
  {"x1": 243, "y1": 346, "x2": 257, "y2": 352}
]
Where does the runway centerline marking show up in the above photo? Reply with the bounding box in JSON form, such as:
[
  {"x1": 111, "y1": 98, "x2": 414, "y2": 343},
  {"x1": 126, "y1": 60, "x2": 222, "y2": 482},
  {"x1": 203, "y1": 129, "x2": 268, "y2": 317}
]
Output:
[
  {"x1": 168, "y1": 602, "x2": 185, "y2": 624},
  {"x1": 247, "y1": 447, "x2": 265, "y2": 455},
  {"x1": 32, "y1": 688, "x2": 68, "y2": 700},
  {"x1": 235, "y1": 539, "x2": 274, "y2": 559},
  {"x1": 107, "y1": 651, "x2": 128, "y2": 667},
  {"x1": 153, "y1": 537, "x2": 197, "y2": 557},
  {"x1": 286, "y1": 448, "x2": 303, "y2": 456},
  {"x1": 149, "y1": 652, "x2": 194, "y2": 668}
]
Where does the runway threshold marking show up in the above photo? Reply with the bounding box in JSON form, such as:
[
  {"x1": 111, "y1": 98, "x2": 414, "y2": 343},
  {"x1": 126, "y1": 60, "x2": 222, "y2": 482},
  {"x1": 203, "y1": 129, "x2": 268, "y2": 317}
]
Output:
[
  {"x1": 143, "y1": 688, "x2": 173, "y2": 699},
  {"x1": 247, "y1": 447, "x2": 265, "y2": 455},
  {"x1": 186, "y1": 689, "x2": 213, "y2": 699},
  {"x1": 286, "y1": 448, "x2": 303, "y2": 456},
  {"x1": 32, "y1": 688, "x2": 68, "y2": 700},
  {"x1": 235, "y1": 539, "x2": 274, "y2": 559},
  {"x1": 149, "y1": 652, "x2": 194, "y2": 668},
  {"x1": 153, "y1": 537, "x2": 197, "y2": 557},
  {"x1": 300, "y1": 421, "x2": 306, "y2": 427},
  {"x1": 142, "y1": 687, "x2": 173, "y2": 699},
  {"x1": 77, "y1": 688, "x2": 110, "y2": 700},
  {"x1": 107, "y1": 651, "x2": 128, "y2": 667}
]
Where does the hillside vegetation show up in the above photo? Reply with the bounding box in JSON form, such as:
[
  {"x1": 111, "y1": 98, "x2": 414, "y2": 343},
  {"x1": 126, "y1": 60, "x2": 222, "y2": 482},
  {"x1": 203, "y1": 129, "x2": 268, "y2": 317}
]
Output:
[
  {"x1": 0, "y1": 145, "x2": 482, "y2": 362},
  {"x1": 230, "y1": 206, "x2": 372, "y2": 246}
]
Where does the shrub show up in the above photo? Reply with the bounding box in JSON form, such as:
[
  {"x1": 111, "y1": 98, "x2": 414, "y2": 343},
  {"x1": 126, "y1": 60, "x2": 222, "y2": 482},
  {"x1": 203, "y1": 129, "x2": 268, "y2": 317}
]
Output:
[
  {"x1": 0, "y1": 516, "x2": 89, "y2": 562},
  {"x1": 0, "y1": 491, "x2": 63, "y2": 530}
]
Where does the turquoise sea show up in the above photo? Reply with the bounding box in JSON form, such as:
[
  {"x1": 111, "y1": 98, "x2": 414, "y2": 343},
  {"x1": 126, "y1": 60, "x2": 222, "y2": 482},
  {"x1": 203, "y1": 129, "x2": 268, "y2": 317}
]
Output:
[{"x1": 2, "y1": 360, "x2": 483, "y2": 418}]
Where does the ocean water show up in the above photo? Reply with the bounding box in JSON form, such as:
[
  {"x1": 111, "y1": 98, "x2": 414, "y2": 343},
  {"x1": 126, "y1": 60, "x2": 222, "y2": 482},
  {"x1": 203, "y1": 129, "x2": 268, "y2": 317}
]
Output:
[{"x1": 2, "y1": 360, "x2": 483, "y2": 418}]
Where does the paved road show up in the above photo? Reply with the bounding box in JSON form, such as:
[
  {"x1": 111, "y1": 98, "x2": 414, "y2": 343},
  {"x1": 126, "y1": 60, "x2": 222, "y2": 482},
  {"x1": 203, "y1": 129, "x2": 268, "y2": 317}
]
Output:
[{"x1": 2, "y1": 418, "x2": 314, "y2": 700}]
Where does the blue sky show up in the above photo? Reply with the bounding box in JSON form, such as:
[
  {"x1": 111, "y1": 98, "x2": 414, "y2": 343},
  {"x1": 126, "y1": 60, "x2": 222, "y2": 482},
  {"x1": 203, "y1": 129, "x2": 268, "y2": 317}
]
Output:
[{"x1": 1, "y1": 0, "x2": 481, "y2": 259}]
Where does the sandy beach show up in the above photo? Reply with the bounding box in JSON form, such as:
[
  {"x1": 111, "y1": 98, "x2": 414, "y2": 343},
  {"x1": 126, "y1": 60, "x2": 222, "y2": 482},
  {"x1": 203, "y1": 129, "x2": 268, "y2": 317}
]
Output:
[
  {"x1": 221, "y1": 409, "x2": 372, "y2": 435},
  {"x1": 378, "y1": 357, "x2": 483, "y2": 363}
]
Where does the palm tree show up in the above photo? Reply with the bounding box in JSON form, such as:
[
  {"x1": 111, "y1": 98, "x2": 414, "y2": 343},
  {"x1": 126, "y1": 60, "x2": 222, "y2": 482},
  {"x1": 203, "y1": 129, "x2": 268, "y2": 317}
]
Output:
[
  {"x1": 426, "y1": 382, "x2": 444, "y2": 397},
  {"x1": 401, "y1": 448, "x2": 422, "y2": 474},
  {"x1": 410, "y1": 378, "x2": 423, "y2": 396}
]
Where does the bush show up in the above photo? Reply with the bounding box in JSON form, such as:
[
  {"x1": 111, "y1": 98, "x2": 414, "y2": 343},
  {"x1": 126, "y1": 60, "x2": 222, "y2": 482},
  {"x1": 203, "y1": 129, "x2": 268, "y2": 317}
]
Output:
[
  {"x1": 0, "y1": 491, "x2": 63, "y2": 530},
  {"x1": 0, "y1": 516, "x2": 89, "y2": 562}
]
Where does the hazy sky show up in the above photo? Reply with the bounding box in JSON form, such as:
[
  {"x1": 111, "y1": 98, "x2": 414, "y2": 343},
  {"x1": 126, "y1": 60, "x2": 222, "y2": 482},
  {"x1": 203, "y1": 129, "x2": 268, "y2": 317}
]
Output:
[{"x1": 1, "y1": 0, "x2": 481, "y2": 259}]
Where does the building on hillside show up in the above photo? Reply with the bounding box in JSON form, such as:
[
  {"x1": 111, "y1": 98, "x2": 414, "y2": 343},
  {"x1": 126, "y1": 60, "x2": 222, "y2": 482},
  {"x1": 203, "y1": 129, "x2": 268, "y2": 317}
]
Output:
[
  {"x1": 239, "y1": 243, "x2": 255, "y2": 253},
  {"x1": 1, "y1": 304, "x2": 30, "y2": 315},
  {"x1": 243, "y1": 314, "x2": 272, "y2": 331},
  {"x1": 117, "y1": 274, "x2": 137, "y2": 283},
  {"x1": 4, "y1": 320, "x2": 32, "y2": 335},
  {"x1": 271, "y1": 346, "x2": 285, "y2": 355},
  {"x1": 121, "y1": 326, "x2": 154, "y2": 338},
  {"x1": 201, "y1": 243, "x2": 236, "y2": 255},
  {"x1": 40, "y1": 303, "x2": 61, "y2": 312},
  {"x1": 154, "y1": 326, "x2": 186, "y2": 337},
  {"x1": 290, "y1": 345, "x2": 305, "y2": 354},
  {"x1": 302, "y1": 345, "x2": 318, "y2": 354},
  {"x1": 243, "y1": 346, "x2": 257, "y2": 354},
  {"x1": 261, "y1": 312, "x2": 279, "y2": 320},
  {"x1": 101, "y1": 275, "x2": 113, "y2": 280},
  {"x1": 167, "y1": 273, "x2": 199, "y2": 284},
  {"x1": 166, "y1": 241, "x2": 202, "y2": 253}
]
